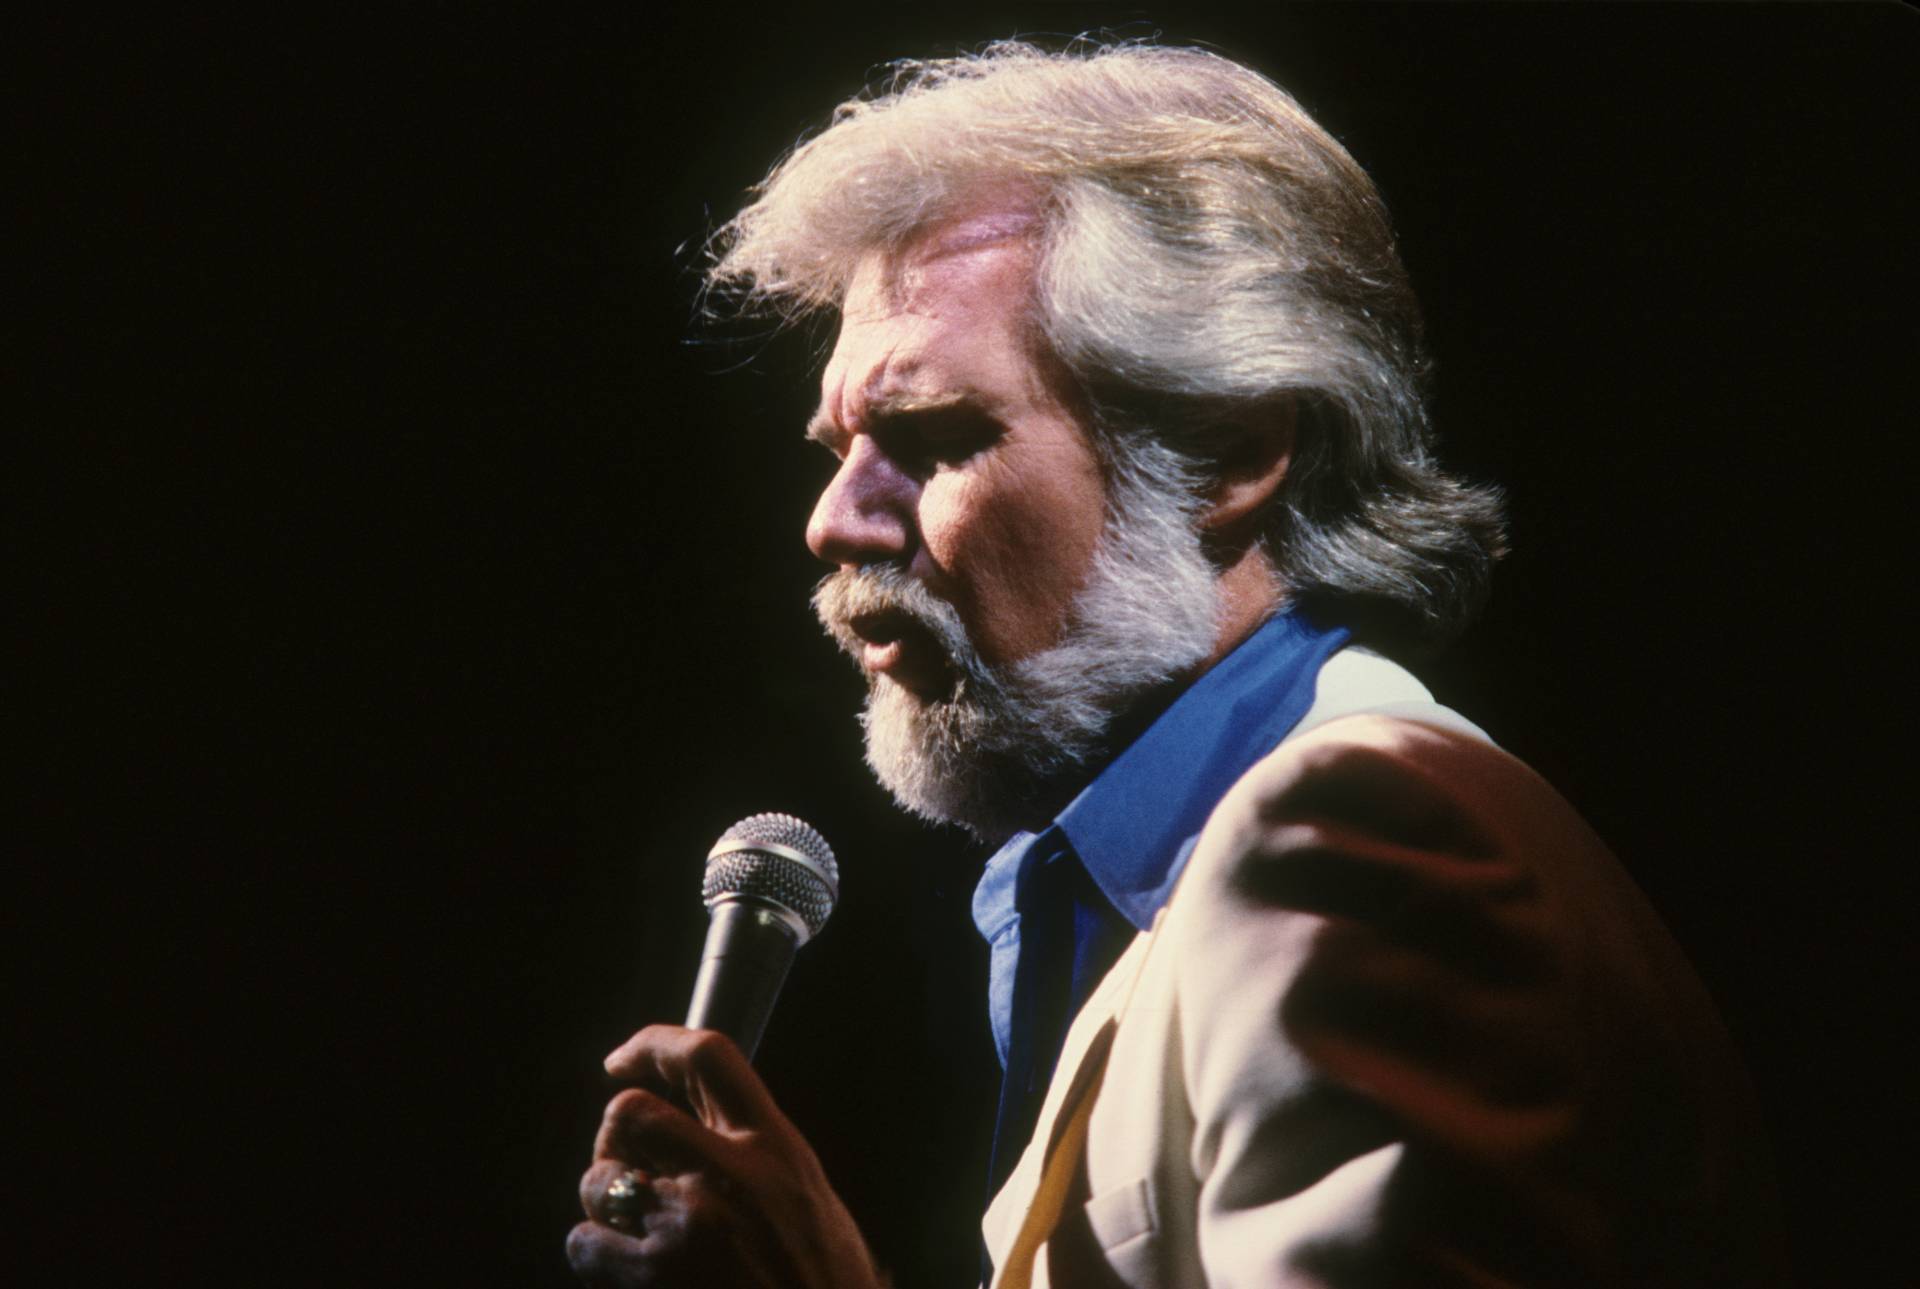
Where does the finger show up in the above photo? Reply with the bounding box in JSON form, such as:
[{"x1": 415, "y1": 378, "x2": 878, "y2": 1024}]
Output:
[
  {"x1": 579, "y1": 1159, "x2": 660, "y2": 1229},
  {"x1": 604, "y1": 1024, "x2": 787, "y2": 1135},
  {"x1": 594, "y1": 1084, "x2": 740, "y2": 1178},
  {"x1": 567, "y1": 1220, "x2": 666, "y2": 1289},
  {"x1": 566, "y1": 1176, "x2": 742, "y2": 1287}
]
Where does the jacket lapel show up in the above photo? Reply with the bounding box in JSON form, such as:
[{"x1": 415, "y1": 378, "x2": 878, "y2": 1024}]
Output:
[{"x1": 983, "y1": 919, "x2": 1162, "y2": 1281}]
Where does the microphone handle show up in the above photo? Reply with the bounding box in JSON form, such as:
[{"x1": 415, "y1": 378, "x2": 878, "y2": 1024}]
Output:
[{"x1": 684, "y1": 900, "x2": 801, "y2": 1061}]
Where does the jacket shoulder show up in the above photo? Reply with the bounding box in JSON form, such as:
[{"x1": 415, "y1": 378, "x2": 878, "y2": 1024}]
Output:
[
  {"x1": 1199, "y1": 711, "x2": 1596, "y2": 898},
  {"x1": 1162, "y1": 713, "x2": 1788, "y2": 1287}
]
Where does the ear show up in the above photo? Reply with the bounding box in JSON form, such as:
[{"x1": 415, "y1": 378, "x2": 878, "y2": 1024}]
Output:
[{"x1": 1200, "y1": 401, "x2": 1295, "y2": 538}]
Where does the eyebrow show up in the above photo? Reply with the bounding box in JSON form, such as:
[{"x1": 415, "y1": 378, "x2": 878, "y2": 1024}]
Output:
[
  {"x1": 804, "y1": 392, "x2": 971, "y2": 451},
  {"x1": 803, "y1": 410, "x2": 847, "y2": 452}
]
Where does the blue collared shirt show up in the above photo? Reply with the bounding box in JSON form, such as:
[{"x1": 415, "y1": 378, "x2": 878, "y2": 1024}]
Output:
[{"x1": 972, "y1": 607, "x2": 1349, "y2": 1193}]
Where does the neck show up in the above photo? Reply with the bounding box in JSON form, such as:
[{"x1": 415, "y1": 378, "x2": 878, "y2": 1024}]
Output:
[{"x1": 1204, "y1": 545, "x2": 1286, "y2": 671}]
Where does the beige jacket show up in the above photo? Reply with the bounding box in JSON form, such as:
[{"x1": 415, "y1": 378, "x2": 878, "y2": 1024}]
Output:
[{"x1": 982, "y1": 658, "x2": 1784, "y2": 1288}]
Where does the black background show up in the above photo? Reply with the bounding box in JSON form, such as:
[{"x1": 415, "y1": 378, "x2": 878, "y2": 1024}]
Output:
[{"x1": 23, "y1": 5, "x2": 1914, "y2": 1286}]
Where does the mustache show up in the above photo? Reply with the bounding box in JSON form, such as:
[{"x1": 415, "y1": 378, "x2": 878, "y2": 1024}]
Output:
[{"x1": 811, "y1": 565, "x2": 977, "y2": 674}]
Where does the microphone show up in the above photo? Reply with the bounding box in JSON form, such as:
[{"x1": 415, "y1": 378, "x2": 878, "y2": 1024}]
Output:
[{"x1": 685, "y1": 812, "x2": 839, "y2": 1061}]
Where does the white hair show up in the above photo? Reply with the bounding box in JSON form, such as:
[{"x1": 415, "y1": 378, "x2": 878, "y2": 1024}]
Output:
[{"x1": 711, "y1": 39, "x2": 1506, "y2": 648}]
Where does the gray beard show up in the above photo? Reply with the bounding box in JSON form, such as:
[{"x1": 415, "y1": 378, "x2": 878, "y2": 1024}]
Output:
[{"x1": 812, "y1": 468, "x2": 1220, "y2": 842}]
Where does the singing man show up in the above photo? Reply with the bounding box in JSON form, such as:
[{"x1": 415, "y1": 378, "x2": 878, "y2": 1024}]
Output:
[{"x1": 568, "y1": 41, "x2": 1786, "y2": 1288}]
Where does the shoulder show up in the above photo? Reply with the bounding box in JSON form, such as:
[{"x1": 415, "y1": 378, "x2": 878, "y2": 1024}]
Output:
[
  {"x1": 1175, "y1": 710, "x2": 1613, "y2": 1057},
  {"x1": 1216, "y1": 708, "x2": 1584, "y2": 869},
  {"x1": 1192, "y1": 642, "x2": 1577, "y2": 910},
  {"x1": 1166, "y1": 641, "x2": 1596, "y2": 976},
  {"x1": 1108, "y1": 651, "x2": 1788, "y2": 1284},
  {"x1": 1159, "y1": 711, "x2": 1786, "y2": 1284},
  {"x1": 1171, "y1": 709, "x2": 1595, "y2": 1058},
  {"x1": 1292, "y1": 644, "x2": 1493, "y2": 744},
  {"x1": 1183, "y1": 708, "x2": 1644, "y2": 1018}
]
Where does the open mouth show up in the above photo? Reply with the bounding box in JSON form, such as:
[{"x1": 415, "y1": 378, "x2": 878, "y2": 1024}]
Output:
[{"x1": 848, "y1": 609, "x2": 956, "y2": 698}]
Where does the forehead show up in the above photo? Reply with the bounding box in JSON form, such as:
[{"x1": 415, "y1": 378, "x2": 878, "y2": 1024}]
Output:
[
  {"x1": 842, "y1": 208, "x2": 1042, "y2": 332},
  {"x1": 813, "y1": 207, "x2": 1049, "y2": 434}
]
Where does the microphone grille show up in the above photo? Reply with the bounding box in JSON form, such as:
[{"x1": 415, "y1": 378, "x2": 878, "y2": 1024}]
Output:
[{"x1": 703, "y1": 812, "x2": 839, "y2": 941}]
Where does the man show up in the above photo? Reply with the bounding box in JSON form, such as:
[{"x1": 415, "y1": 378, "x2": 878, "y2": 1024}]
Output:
[{"x1": 568, "y1": 42, "x2": 1785, "y2": 1288}]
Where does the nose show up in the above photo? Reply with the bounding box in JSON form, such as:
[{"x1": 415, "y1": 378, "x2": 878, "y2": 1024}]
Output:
[{"x1": 806, "y1": 435, "x2": 917, "y2": 566}]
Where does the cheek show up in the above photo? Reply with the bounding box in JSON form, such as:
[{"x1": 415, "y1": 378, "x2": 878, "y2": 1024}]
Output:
[
  {"x1": 912, "y1": 474, "x2": 988, "y2": 584},
  {"x1": 916, "y1": 469, "x2": 1106, "y2": 660}
]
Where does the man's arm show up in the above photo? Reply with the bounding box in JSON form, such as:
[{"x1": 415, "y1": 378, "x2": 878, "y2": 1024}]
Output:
[
  {"x1": 1169, "y1": 715, "x2": 1784, "y2": 1287},
  {"x1": 567, "y1": 1025, "x2": 888, "y2": 1289}
]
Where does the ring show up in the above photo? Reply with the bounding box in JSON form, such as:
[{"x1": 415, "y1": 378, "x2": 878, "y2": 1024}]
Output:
[{"x1": 602, "y1": 1168, "x2": 651, "y2": 1231}]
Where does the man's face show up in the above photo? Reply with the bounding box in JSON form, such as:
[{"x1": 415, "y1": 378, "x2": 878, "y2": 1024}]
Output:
[
  {"x1": 805, "y1": 215, "x2": 1108, "y2": 687},
  {"x1": 805, "y1": 210, "x2": 1219, "y2": 838}
]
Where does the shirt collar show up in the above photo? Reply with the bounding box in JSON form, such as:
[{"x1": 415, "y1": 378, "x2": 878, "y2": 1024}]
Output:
[{"x1": 1054, "y1": 606, "x2": 1349, "y2": 928}]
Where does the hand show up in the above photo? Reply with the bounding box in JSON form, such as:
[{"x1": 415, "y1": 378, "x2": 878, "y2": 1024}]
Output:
[{"x1": 567, "y1": 1025, "x2": 887, "y2": 1289}]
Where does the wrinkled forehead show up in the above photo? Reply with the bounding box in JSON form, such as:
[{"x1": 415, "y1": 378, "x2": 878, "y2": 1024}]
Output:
[
  {"x1": 841, "y1": 200, "x2": 1046, "y2": 323},
  {"x1": 815, "y1": 200, "x2": 1069, "y2": 439}
]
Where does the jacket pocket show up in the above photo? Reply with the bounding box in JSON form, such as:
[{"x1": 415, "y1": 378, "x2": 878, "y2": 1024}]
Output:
[{"x1": 1083, "y1": 1175, "x2": 1158, "y2": 1255}]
